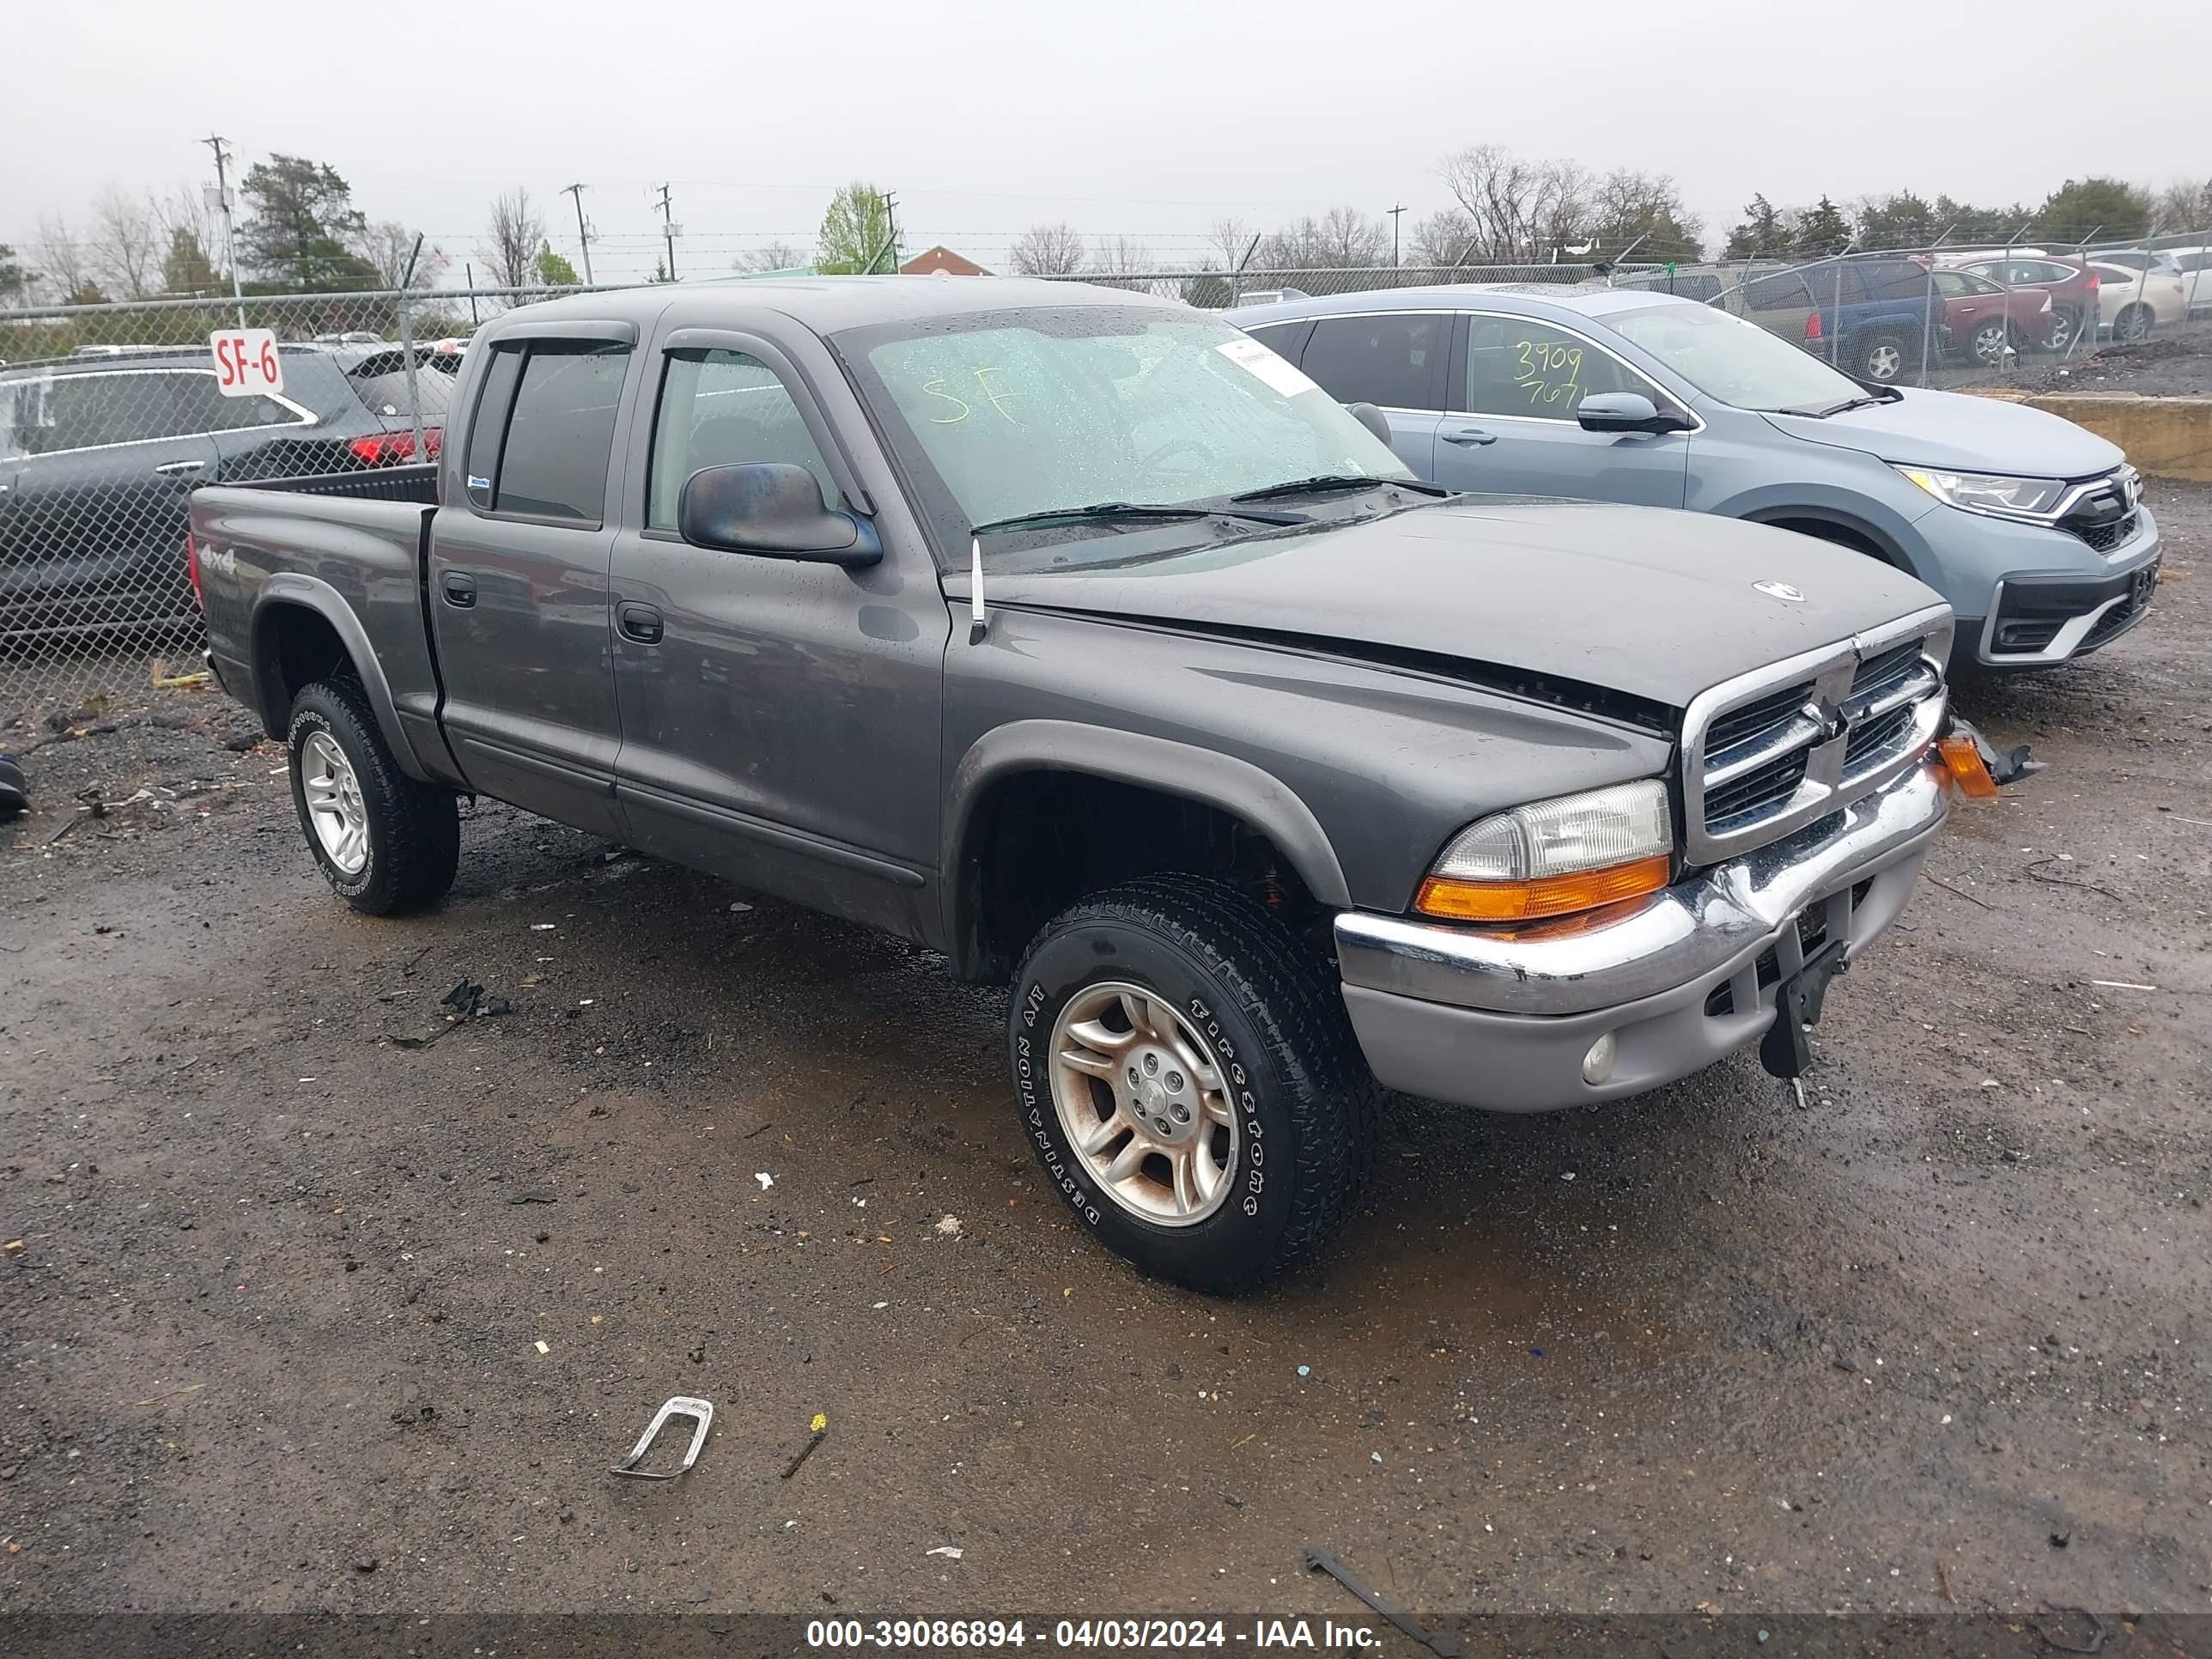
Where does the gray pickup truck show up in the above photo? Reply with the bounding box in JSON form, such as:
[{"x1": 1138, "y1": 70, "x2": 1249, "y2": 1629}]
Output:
[{"x1": 190, "y1": 277, "x2": 1977, "y2": 1292}]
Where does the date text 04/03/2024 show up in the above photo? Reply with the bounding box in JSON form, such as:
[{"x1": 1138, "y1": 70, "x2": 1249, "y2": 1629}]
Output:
[{"x1": 805, "y1": 1619, "x2": 1384, "y2": 1650}]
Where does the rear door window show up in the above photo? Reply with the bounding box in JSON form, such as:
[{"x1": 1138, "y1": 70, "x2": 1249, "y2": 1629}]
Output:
[
  {"x1": 167, "y1": 371, "x2": 308, "y2": 436},
  {"x1": 1240, "y1": 321, "x2": 1308, "y2": 362},
  {"x1": 473, "y1": 342, "x2": 630, "y2": 525},
  {"x1": 1299, "y1": 313, "x2": 1444, "y2": 410}
]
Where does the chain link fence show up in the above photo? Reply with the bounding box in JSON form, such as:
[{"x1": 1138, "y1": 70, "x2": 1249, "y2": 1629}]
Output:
[
  {"x1": 6, "y1": 246, "x2": 2208, "y2": 720},
  {"x1": 0, "y1": 284, "x2": 599, "y2": 724}
]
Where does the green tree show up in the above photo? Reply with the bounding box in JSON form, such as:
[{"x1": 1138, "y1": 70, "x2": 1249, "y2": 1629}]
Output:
[
  {"x1": 237, "y1": 154, "x2": 380, "y2": 291},
  {"x1": 2039, "y1": 177, "x2": 2154, "y2": 245},
  {"x1": 533, "y1": 241, "x2": 580, "y2": 285},
  {"x1": 1855, "y1": 191, "x2": 1936, "y2": 251},
  {"x1": 1721, "y1": 194, "x2": 1790, "y2": 260},
  {"x1": 0, "y1": 244, "x2": 25, "y2": 305},
  {"x1": 1791, "y1": 196, "x2": 1851, "y2": 257},
  {"x1": 816, "y1": 182, "x2": 896, "y2": 274},
  {"x1": 161, "y1": 226, "x2": 221, "y2": 295}
]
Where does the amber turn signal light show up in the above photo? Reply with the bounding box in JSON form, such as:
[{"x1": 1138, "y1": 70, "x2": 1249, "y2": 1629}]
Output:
[
  {"x1": 1416, "y1": 853, "x2": 1674, "y2": 924},
  {"x1": 1936, "y1": 733, "x2": 1998, "y2": 799}
]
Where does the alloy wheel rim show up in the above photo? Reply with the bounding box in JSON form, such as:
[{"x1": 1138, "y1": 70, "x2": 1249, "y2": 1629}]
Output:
[
  {"x1": 1867, "y1": 344, "x2": 1902, "y2": 380},
  {"x1": 301, "y1": 731, "x2": 369, "y2": 875},
  {"x1": 1048, "y1": 980, "x2": 1238, "y2": 1227},
  {"x1": 1974, "y1": 323, "x2": 2007, "y2": 362}
]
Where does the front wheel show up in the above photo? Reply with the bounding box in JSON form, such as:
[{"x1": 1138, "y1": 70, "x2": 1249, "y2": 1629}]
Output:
[
  {"x1": 1009, "y1": 876, "x2": 1376, "y2": 1294},
  {"x1": 288, "y1": 678, "x2": 459, "y2": 915},
  {"x1": 1856, "y1": 331, "x2": 1913, "y2": 382}
]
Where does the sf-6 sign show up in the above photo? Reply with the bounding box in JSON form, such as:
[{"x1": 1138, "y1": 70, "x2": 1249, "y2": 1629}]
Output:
[{"x1": 210, "y1": 329, "x2": 283, "y2": 398}]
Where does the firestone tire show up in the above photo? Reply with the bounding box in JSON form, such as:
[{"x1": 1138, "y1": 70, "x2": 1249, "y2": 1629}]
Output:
[
  {"x1": 287, "y1": 678, "x2": 459, "y2": 916},
  {"x1": 1008, "y1": 875, "x2": 1376, "y2": 1295}
]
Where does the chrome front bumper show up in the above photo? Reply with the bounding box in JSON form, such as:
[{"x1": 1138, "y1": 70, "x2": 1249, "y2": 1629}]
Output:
[{"x1": 1334, "y1": 757, "x2": 1949, "y2": 1111}]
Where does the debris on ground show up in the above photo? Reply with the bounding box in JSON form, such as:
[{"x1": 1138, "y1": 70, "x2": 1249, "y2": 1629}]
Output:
[
  {"x1": 610, "y1": 1396, "x2": 714, "y2": 1481},
  {"x1": 440, "y1": 978, "x2": 511, "y2": 1018},
  {"x1": 1305, "y1": 1547, "x2": 1461, "y2": 1658},
  {"x1": 783, "y1": 1413, "x2": 829, "y2": 1480},
  {"x1": 925, "y1": 1546, "x2": 963, "y2": 1560},
  {"x1": 755, "y1": 1172, "x2": 775, "y2": 1189},
  {"x1": 933, "y1": 1215, "x2": 962, "y2": 1238}
]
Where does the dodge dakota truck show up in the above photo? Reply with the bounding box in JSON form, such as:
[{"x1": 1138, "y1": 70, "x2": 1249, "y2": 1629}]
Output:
[{"x1": 190, "y1": 277, "x2": 1976, "y2": 1292}]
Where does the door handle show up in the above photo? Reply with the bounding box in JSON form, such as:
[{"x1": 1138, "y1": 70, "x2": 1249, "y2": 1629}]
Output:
[
  {"x1": 441, "y1": 572, "x2": 477, "y2": 608},
  {"x1": 1443, "y1": 427, "x2": 1497, "y2": 447},
  {"x1": 618, "y1": 601, "x2": 663, "y2": 645},
  {"x1": 153, "y1": 459, "x2": 207, "y2": 476}
]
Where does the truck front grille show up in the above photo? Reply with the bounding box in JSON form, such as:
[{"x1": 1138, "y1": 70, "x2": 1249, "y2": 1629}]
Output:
[{"x1": 1680, "y1": 608, "x2": 1952, "y2": 866}]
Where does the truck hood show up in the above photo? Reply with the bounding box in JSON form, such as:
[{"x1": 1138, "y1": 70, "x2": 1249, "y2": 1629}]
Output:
[
  {"x1": 971, "y1": 498, "x2": 1945, "y2": 714},
  {"x1": 1759, "y1": 386, "x2": 2124, "y2": 477}
]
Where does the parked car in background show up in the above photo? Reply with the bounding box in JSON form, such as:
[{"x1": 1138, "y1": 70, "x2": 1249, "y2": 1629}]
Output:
[
  {"x1": 1928, "y1": 268, "x2": 2052, "y2": 365},
  {"x1": 0, "y1": 343, "x2": 460, "y2": 650},
  {"x1": 1230, "y1": 287, "x2": 2161, "y2": 670},
  {"x1": 1943, "y1": 254, "x2": 2099, "y2": 352},
  {"x1": 2161, "y1": 246, "x2": 2212, "y2": 315},
  {"x1": 2087, "y1": 261, "x2": 2190, "y2": 340},
  {"x1": 1711, "y1": 257, "x2": 1947, "y2": 383},
  {"x1": 1605, "y1": 262, "x2": 1791, "y2": 305}
]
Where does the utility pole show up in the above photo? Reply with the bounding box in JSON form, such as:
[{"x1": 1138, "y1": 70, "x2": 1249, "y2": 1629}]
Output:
[
  {"x1": 655, "y1": 183, "x2": 679, "y2": 282},
  {"x1": 1388, "y1": 204, "x2": 1406, "y2": 268},
  {"x1": 561, "y1": 182, "x2": 593, "y2": 285},
  {"x1": 202, "y1": 133, "x2": 247, "y2": 327}
]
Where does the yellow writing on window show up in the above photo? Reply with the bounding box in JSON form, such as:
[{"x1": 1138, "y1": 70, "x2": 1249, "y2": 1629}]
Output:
[{"x1": 1512, "y1": 338, "x2": 1583, "y2": 408}]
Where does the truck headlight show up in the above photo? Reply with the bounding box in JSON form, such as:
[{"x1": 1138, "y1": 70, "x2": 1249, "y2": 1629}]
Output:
[
  {"x1": 1894, "y1": 465, "x2": 2067, "y2": 520},
  {"x1": 1415, "y1": 780, "x2": 1674, "y2": 924}
]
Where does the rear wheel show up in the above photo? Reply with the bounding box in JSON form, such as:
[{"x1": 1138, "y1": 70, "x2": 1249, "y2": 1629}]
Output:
[
  {"x1": 2114, "y1": 303, "x2": 2153, "y2": 343},
  {"x1": 1969, "y1": 318, "x2": 2014, "y2": 367},
  {"x1": 287, "y1": 678, "x2": 458, "y2": 915},
  {"x1": 1009, "y1": 875, "x2": 1376, "y2": 1294},
  {"x1": 2043, "y1": 306, "x2": 2080, "y2": 353}
]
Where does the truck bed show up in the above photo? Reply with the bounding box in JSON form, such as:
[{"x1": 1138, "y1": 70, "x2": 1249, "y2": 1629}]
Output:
[{"x1": 190, "y1": 465, "x2": 453, "y2": 783}]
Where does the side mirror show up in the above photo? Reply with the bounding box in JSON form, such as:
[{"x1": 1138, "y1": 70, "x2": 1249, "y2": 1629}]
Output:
[
  {"x1": 1577, "y1": 392, "x2": 1692, "y2": 435},
  {"x1": 1343, "y1": 401, "x2": 1395, "y2": 446},
  {"x1": 678, "y1": 463, "x2": 882, "y2": 567}
]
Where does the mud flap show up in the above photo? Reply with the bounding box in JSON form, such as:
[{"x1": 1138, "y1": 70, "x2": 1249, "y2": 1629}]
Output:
[{"x1": 1759, "y1": 936, "x2": 1849, "y2": 1080}]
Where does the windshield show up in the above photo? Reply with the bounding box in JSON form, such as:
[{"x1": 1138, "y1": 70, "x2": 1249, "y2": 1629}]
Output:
[
  {"x1": 1608, "y1": 301, "x2": 1867, "y2": 413},
  {"x1": 836, "y1": 305, "x2": 1412, "y2": 563}
]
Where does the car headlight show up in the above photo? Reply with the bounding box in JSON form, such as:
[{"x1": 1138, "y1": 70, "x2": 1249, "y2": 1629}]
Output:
[
  {"x1": 1415, "y1": 780, "x2": 1674, "y2": 924},
  {"x1": 1894, "y1": 465, "x2": 2067, "y2": 520}
]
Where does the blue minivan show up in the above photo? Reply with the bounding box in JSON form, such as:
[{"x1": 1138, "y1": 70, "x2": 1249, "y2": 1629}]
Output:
[{"x1": 1228, "y1": 287, "x2": 2159, "y2": 669}]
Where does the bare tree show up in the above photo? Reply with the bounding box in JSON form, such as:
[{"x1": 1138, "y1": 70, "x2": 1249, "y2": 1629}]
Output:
[
  {"x1": 149, "y1": 184, "x2": 224, "y2": 294},
  {"x1": 354, "y1": 221, "x2": 447, "y2": 289},
  {"x1": 1206, "y1": 216, "x2": 1259, "y2": 275},
  {"x1": 1008, "y1": 222, "x2": 1086, "y2": 276},
  {"x1": 1437, "y1": 143, "x2": 1590, "y2": 264},
  {"x1": 87, "y1": 187, "x2": 161, "y2": 299},
  {"x1": 1583, "y1": 168, "x2": 1702, "y2": 262},
  {"x1": 36, "y1": 214, "x2": 100, "y2": 305},
  {"x1": 2153, "y1": 177, "x2": 2212, "y2": 234},
  {"x1": 1259, "y1": 206, "x2": 1390, "y2": 269},
  {"x1": 732, "y1": 241, "x2": 807, "y2": 274},
  {"x1": 1407, "y1": 209, "x2": 1477, "y2": 268},
  {"x1": 481, "y1": 189, "x2": 545, "y2": 289}
]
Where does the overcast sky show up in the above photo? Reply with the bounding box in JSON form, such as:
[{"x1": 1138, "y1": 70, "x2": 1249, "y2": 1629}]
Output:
[{"x1": 8, "y1": 0, "x2": 2208, "y2": 286}]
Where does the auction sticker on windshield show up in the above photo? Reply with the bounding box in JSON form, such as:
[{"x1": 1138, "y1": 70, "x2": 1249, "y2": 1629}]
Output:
[
  {"x1": 210, "y1": 329, "x2": 283, "y2": 398},
  {"x1": 1216, "y1": 336, "x2": 1320, "y2": 399}
]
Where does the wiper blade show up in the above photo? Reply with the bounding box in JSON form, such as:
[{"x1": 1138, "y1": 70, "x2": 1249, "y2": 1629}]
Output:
[
  {"x1": 1230, "y1": 473, "x2": 1449, "y2": 502},
  {"x1": 969, "y1": 501, "x2": 1305, "y2": 535}
]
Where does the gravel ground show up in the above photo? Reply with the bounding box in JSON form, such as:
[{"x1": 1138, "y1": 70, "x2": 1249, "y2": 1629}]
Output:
[
  {"x1": 2021, "y1": 325, "x2": 2212, "y2": 398},
  {"x1": 1, "y1": 488, "x2": 2206, "y2": 1630}
]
